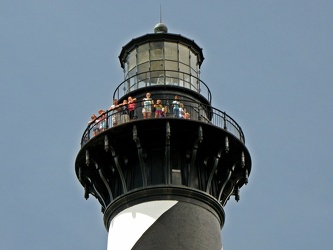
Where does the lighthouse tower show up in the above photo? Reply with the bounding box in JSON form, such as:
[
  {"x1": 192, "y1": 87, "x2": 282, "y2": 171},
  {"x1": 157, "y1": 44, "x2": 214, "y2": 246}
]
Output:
[{"x1": 75, "y1": 22, "x2": 252, "y2": 250}]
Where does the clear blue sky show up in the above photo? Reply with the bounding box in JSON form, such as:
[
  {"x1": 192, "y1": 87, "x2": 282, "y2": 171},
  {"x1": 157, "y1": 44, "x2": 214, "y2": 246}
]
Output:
[{"x1": 1, "y1": 1, "x2": 332, "y2": 249}]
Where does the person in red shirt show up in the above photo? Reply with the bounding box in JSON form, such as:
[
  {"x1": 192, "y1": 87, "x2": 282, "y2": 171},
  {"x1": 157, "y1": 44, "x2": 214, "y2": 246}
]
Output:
[{"x1": 128, "y1": 96, "x2": 137, "y2": 120}]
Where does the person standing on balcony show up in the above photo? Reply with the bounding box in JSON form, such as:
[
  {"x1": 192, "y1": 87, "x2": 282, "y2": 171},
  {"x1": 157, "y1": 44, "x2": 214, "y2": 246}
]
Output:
[
  {"x1": 121, "y1": 99, "x2": 130, "y2": 124},
  {"x1": 161, "y1": 105, "x2": 168, "y2": 117},
  {"x1": 179, "y1": 103, "x2": 186, "y2": 118},
  {"x1": 154, "y1": 99, "x2": 163, "y2": 118},
  {"x1": 142, "y1": 92, "x2": 154, "y2": 119},
  {"x1": 128, "y1": 96, "x2": 137, "y2": 120},
  {"x1": 88, "y1": 114, "x2": 99, "y2": 136},
  {"x1": 109, "y1": 99, "x2": 120, "y2": 126},
  {"x1": 172, "y1": 95, "x2": 180, "y2": 118},
  {"x1": 98, "y1": 109, "x2": 106, "y2": 132}
]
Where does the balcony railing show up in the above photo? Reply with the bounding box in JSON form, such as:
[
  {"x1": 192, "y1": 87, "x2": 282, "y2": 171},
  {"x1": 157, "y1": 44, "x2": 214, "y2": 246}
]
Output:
[
  {"x1": 81, "y1": 99, "x2": 245, "y2": 147},
  {"x1": 113, "y1": 70, "x2": 212, "y2": 103}
]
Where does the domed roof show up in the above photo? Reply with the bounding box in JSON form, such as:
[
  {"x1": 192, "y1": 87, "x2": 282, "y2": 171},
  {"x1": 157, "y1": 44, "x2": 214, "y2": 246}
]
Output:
[{"x1": 154, "y1": 22, "x2": 168, "y2": 33}]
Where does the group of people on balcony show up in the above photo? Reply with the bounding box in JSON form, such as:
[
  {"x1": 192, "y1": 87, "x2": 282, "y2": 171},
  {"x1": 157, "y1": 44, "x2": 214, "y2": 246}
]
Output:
[
  {"x1": 88, "y1": 92, "x2": 191, "y2": 136},
  {"x1": 141, "y1": 93, "x2": 190, "y2": 120},
  {"x1": 109, "y1": 98, "x2": 134, "y2": 125},
  {"x1": 141, "y1": 92, "x2": 170, "y2": 119}
]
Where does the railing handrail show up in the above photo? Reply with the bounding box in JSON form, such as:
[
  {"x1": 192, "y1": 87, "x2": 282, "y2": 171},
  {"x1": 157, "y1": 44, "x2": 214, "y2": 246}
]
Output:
[{"x1": 81, "y1": 98, "x2": 245, "y2": 147}]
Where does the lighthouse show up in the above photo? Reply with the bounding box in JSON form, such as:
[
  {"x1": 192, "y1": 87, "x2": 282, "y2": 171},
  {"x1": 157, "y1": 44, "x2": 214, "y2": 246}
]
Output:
[{"x1": 75, "y1": 22, "x2": 252, "y2": 249}]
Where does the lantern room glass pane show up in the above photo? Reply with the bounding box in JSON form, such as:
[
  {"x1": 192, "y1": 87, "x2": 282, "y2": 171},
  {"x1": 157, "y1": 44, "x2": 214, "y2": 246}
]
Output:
[
  {"x1": 190, "y1": 51, "x2": 198, "y2": 75},
  {"x1": 138, "y1": 62, "x2": 149, "y2": 74},
  {"x1": 179, "y1": 44, "x2": 190, "y2": 65},
  {"x1": 137, "y1": 62, "x2": 149, "y2": 83},
  {"x1": 151, "y1": 60, "x2": 164, "y2": 71},
  {"x1": 179, "y1": 63, "x2": 190, "y2": 74},
  {"x1": 191, "y1": 75, "x2": 199, "y2": 91},
  {"x1": 150, "y1": 42, "x2": 163, "y2": 60},
  {"x1": 165, "y1": 42, "x2": 178, "y2": 61},
  {"x1": 127, "y1": 50, "x2": 136, "y2": 71},
  {"x1": 137, "y1": 44, "x2": 149, "y2": 64},
  {"x1": 165, "y1": 61, "x2": 178, "y2": 71},
  {"x1": 191, "y1": 68, "x2": 198, "y2": 79},
  {"x1": 150, "y1": 60, "x2": 164, "y2": 84}
]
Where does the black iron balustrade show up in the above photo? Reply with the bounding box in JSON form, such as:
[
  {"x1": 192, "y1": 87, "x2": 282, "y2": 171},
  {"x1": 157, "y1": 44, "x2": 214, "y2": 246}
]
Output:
[
  {"x1": 113, "y1": 70, "x2": 212, "y2": 103},
  {"x1": 81, "y1": 98, "x2": 245, "y2": 147}
]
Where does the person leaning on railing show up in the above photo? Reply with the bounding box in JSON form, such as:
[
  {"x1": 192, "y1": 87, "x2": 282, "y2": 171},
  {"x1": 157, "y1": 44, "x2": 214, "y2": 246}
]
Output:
[
  {"x1": 109, "y1": 99, "x2": 120, "y2": 126},
  {"x1": 98, "y1": 109, "x2": 106, "y2": 132},
  {"x1": 127, "y1": 96, "x2": 137, "y2": 120},
  {"x1": 88, "y1": 114, "x2": 99, "y2": 136}
]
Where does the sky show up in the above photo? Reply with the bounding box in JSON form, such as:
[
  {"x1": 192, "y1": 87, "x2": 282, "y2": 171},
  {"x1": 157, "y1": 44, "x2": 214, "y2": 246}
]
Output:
[{"x1": 1, "y1": 0, "x2": 332, "y2": 249}]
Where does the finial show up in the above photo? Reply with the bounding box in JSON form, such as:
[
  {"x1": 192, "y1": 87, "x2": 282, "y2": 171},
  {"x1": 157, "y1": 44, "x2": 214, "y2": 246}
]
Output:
[{"x1": 154, "y1": 4, "x2": 168, "y2": 33}]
